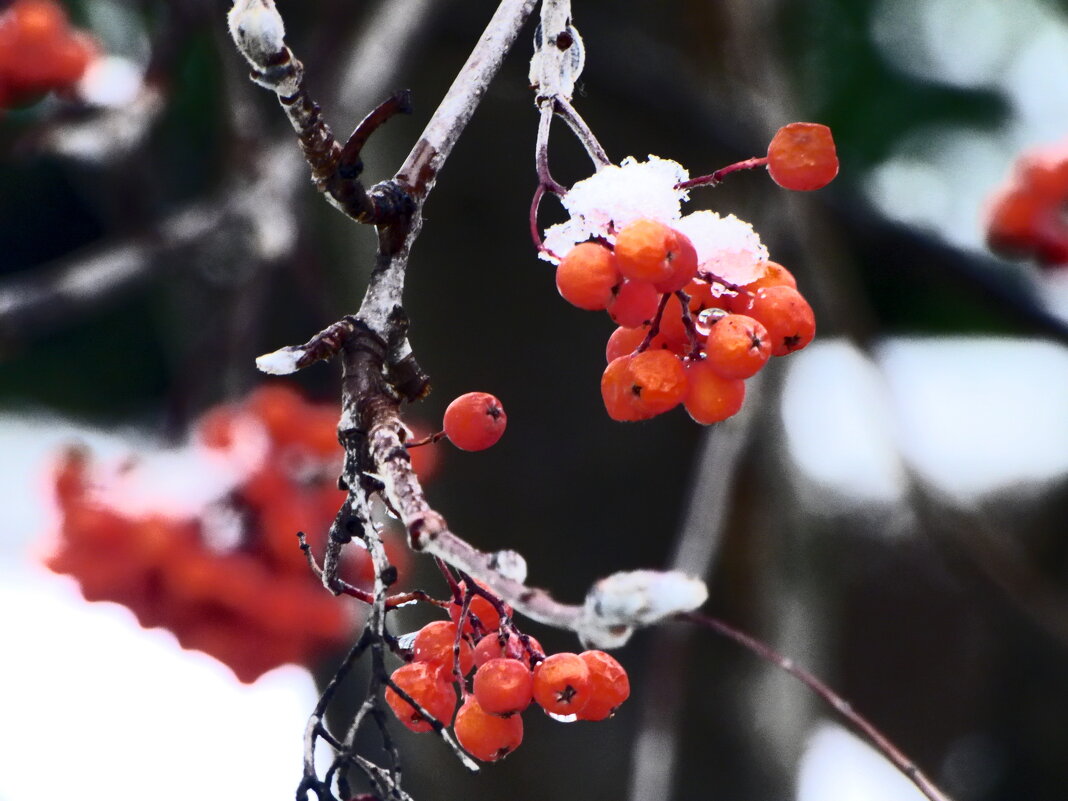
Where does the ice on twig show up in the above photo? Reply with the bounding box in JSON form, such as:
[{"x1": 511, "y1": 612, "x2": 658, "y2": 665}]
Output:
[
  {"x1": 488, "y1": 549, "x2": 528, "y2": 583},
  {"x1": 255, "y1": 346, "x2": 303, "y2": 375},
  {"x1": 578, "y1": 569, "x2": 708, "y2": 648},
  {"x1": 228, "y1": 0, "x2": 286, "y2": 68}
]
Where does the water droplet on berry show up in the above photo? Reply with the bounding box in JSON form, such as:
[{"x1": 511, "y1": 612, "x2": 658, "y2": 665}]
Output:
[
  {"x1": 695, "y1": 307, "x2": 727, "y2": 336},
  {"x1": 547, "y1": 712, "x2": 578, "y2": 723}
]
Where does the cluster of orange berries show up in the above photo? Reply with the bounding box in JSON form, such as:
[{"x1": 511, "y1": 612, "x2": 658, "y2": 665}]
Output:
[
  {"x1": 46, "y1": 385, "x2": 420, "y2": 682},
  {"x1": 0, "y1": 0, "x2": 96, "y2": 109},
  {"x1": 555, "y1": 219, "x2": 815, "y2": 424},
  {"x1": 386, "y1": 583, "x2": 629, "y2": 762},
  {"x1": 986, "y1": 140, "x2": 1068, "y2": 268}
]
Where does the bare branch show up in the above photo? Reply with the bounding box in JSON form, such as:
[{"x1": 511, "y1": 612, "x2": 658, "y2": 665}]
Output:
[{"x1": 682, "y1": 611, "x2": 955, "y2": 801}]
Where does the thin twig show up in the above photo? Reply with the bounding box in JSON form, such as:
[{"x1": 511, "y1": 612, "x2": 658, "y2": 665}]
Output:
[{"x1": 681, "y1": 611, "x2": 955, "y2": 801}]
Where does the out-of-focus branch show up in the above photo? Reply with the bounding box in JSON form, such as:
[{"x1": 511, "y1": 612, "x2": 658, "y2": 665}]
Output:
[
  {"x1": 626, "y1": 393, "x2": 758, "y2": 801},
  {"x1": 683, "y1": 611, "x2": 955, "y2": 801}
]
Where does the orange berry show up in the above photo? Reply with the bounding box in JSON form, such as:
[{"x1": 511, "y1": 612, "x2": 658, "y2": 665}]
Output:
[
  {"x1": 614, "y1": 219, "x2": 696, "y2": 285},
  {"x1": 627, "y1": 349, "x2": 688, "y2": 416},
  {"x1": 449, "y1": 580, "x2": 511, "y2": 636},
  {"x1": 473, "y1": 631, "x2": 543, "y2": 668},
  {"x1": 473, "y1": 658, "x2": 534, "y2": 715},
  {"x1": 600, "y1": 350, "x2": 687, "y2": 421},
  {"x1": 657, "y1": 293, "x2": 691, "y2": 352},
  {"x1": 454, "y1": 697, "x2": 524, "y2": 762},
  {"x1": 601, "y1": 355, "x2": 645, "y2": 422},
  {"x1": 576, "y1": 651, "x2": 630, "y2": 721},
  {"x1": 606, "y1": 325, "x2": 648, "y2": 362},
  {"x1": 532, "y1": 652, "x2": 591, "y2": 716},
  {"x1": 746, "y1": 285, "x2": 816, "y2": 356},
  {"x1": 683, "y1": 360, "x2": 746, "y2": 425},
  {"x1": 555, "y1": 242, "x2": 620, "y2": 310},
  {"x1": 442, "y1": 392, "x2": 506, "y2": 451},
  {"x1": 704, "y1": 314, "x2": 771, "y2": 379},
  {"x1": 767, "y1": 122, "x2": 839, "y2": 191},
  {"x1": 385, "y1": 662, "x2": 457, "y2": 732},
  {"x1": 412, "y1": 620, "x2": 475, "y2": 676},
  {"x1": 607, "y1": 278, "x2": 659, "y2": 328},
  {"x1": 745, "y1": 260, "x2": 797, "y2": 293}
]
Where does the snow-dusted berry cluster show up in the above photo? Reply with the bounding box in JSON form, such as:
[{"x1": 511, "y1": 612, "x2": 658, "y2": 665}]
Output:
[{"x1": 545, "y1": 157, "x2": 816, "y2": 424}]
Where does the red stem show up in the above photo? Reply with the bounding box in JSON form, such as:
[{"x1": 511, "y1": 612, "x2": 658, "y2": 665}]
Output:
[{"x1": 676, "y1": 156, "x2": 769, "y2": 191}]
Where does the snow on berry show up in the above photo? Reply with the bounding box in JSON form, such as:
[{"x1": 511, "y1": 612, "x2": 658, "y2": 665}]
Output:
[
  {"x1": 541, "y1": 155, "x2": 689, "y2": 259},
  {"x1": 673, "y1": 210, "x2": 769, "y2": 286}
]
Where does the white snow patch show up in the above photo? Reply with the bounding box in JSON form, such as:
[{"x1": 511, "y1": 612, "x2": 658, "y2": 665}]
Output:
[
  {"x1": 542, "y1": 156, "x2": 689, "y2": 258},
  {"x1": 256, "y1": 347, "x2": 304, "y2": 375},
  {"x1": 876, "y1": 337, "x2": 1068, "y2": 498},
  {"x1": 78, "y1": 55, "x2": 144, "y2": 108},
  {"x1": 0, "y1": 566, "x2": 319, "y2": 801},
  {"x1": 796, "y1": 723, "x2": 928, "y2": 801},
  {"x1": 674, "y1": 210, "x2": 769, "y2": 285},
  {"x1": 781, "y1": 340, "x2": 908, "y2": 506}
]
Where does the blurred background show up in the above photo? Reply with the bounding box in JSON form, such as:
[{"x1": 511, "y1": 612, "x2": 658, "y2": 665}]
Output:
[{"x1": 3, "y1": 0, "x2": 1068, "y2": 799}]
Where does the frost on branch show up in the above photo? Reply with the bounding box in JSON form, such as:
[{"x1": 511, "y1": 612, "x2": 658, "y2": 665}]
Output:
[
  {"x1": 255, "y1": 345, "x2": 303, "y2": 375},
  {"x1": 227, "y1": 0, "x2": 286, "y2": 69},
  {"x1": 577, "y1": 569, "x2": 709, "y2": 648}
]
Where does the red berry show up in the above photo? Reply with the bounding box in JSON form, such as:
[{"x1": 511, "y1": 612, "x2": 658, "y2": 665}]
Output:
[
  {"x1": 614, "y1": 219, "x2": 697, "y2": 286},
  {"x1": 555, "y1": 242, "x2": 620, "y2": 310},
  {"x1": 443, "y1": 392, "x2": 506, "y2": 451},
  {"x1": 607, "y1": 278, "x2": 660, "y2": 328},
  {"x1": 412, "y1": 620, "x2": 475, "y2": 676},
  {"x1": 600, "y1": 350, "x2": 687, "y2": 421},
  {"x1": 746, "y1": 260, "x2": 797, "y2": 293},
  {"x1": 703, "y1": 314, "x2": 772, "y2": 379},
  {"x1": 473, "y1": 658, "x2": 534, "y2": 715},
  {"x1": 385, "y1": 662, "x2": 457, "y2": 732},
  {"x1": 576, "y1": 651, "x2": 630, "y2": 721},
  {"x1": 532, "y1": 652, "x2": 591, "y2": 716},
  {"x1": 683, "y1": 360, "x2": 746, "y2": 425},
  {"x1": 472, "y1": 631, "x2": 543, "y2": 668},
  {"x1": 767, "y1": 122, "x2": 839, "y2": 191},
  {"x1": 449, "y1": 580, "x2": 511, "y2": 636},
  {"x1": 746, "y1": 285, "x2": 816, "y2": 356},
  {"x1": 454, "y1": 697, "x2": 524, "y2": 762}
]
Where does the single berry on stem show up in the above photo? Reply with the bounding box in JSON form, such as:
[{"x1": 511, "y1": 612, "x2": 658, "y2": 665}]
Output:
[
  {"x1": 556, "y1": 241, "x2": 620, "y2": 310},
  {"x1": 576, "y1": 650, "x2": 630, "y2": 721},
  {"x1": 443, "y1": 392, "x2": 507, "y2": 451},
  {"x1": 385, "y1": 662, "x2": 457, "y2": 733},
  {"x1": 532, "y1": 652, "x2": 591, "y2": 716},
  {"x1": 745, "y1": 285, "x2": 816, "y2": 356},
  {"x1": 767, "y1": 122, "x2": 839, "y2": 191},
  {"x1": 683, "y1": 359, "x2": 746, "y2": 425},
  {"x1": 453, "y1": 697, "x2": 524, "y2": 762},
  {"x1": 614, "y1": 219, "x2": 697, "y2": 286},
  {"x1": 412, "y1": 620, "x2": 475, "y2": 676},
  {"x1": 704, "y1": 313, "x2": 772, "y2": 379},
  {"x1": 473, "y1": 657, "x2": 534, "y2": 715},
  {"x1": 607, "y1": 278, "x2": 660, "y2": 328}
]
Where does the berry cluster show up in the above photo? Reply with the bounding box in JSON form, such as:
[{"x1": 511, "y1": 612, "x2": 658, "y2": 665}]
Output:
[
  {"x1": 386, "y1": 583, "x2": 630, "y2": 762},
  {"x1": 0, "y1": 0, "x2": 96, "y2": 109},
  {"x1": 45, "y1": 385, "x2": 420, "y2": 682},
  {"x1": 556, "y1": 218, "x2": 815, "y2": 423},
  {"x1": 986, "y1": 140, "x2": 1068, "y2": 268}
]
